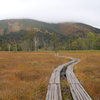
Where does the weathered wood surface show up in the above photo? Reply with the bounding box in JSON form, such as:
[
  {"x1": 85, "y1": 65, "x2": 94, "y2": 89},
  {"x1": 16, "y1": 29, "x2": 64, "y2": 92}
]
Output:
[
  {"x1": 46, "y1": 56, "x2": 74, "y2": 100},
  {"x1": 46, "y1": 56, "x2": 92, "y2": 100},
  {"x1": 66, "y1": 58, "x2": 92, "y2": 100}
]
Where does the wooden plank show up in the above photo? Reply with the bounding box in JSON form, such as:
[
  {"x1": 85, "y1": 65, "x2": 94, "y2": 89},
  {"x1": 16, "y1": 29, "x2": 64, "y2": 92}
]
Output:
[
  {"x1": 66, "y1": 58, "x2": 92, "y2": 100},
  {"x1": 46, "y1": 56, "x2": 74, "y2": 100},
  {"x1": 46, "y1": 55, "x2": 92, "y2": 100}
]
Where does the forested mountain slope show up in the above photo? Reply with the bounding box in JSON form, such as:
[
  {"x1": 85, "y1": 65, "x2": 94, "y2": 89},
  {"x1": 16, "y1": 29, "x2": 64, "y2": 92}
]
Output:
[
  {"x1": 0, "y1": 19, "x2": 100, "y2": 36},
  {"x1": 0, "y1": 19, "x2": 100, "y2": 51}
]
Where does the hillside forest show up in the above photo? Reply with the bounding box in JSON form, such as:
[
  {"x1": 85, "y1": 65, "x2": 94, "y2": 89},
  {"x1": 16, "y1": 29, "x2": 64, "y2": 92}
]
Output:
[
  {"x1": 0, "y1": 19, "x2": 100, "y2": 51},
  {"x1": 0, "y1": 29, "x2": 100, "y2": 52}
]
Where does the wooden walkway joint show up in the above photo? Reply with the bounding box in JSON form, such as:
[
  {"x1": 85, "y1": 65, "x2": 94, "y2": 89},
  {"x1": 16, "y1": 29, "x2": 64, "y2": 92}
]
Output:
[{"x1": 46, "y1": 56, "x2": 92, "y2": 100}]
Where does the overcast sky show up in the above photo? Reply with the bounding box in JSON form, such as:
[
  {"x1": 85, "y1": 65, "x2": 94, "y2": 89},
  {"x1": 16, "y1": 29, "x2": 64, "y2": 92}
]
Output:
[{"x1": 0, "y1": 0, "x2": 100, "y2": 28}]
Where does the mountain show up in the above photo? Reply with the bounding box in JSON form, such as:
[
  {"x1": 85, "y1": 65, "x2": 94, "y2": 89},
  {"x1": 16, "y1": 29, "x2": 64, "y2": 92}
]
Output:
[
  {"x1": 0, "y1": 19, "x2": 60, "y2": 35},
  {"x1": 0, "y1": 19, "x2": 100, "y2": 51},
  {"x1": 0, "y1": 19, "x2": 100, "y2": 36},
  {"x1": 59, "y1": 22, "x2": 100, "y2": 35}
]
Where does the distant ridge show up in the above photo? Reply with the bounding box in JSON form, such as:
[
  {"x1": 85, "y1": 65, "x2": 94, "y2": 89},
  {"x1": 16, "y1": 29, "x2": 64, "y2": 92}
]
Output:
[{"x1": 0, "y1": 19, "x2": 100, "y2": 35}]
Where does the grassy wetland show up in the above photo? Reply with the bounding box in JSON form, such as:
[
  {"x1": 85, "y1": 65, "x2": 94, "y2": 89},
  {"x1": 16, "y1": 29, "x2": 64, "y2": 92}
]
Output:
[
  {"x1": 0, "y1": 51, "x2": 100, "y2": 100},
  {"x1": 60, "y1": 50, "x2": 100, "y2": 100},
  {"x1": 0, "y1": 52, "x2": 69, "y2": 100}
]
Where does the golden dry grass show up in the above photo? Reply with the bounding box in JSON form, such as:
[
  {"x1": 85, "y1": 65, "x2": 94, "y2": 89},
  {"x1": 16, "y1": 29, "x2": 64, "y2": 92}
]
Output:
[
  {"x1": 0, "y1": 52, "x2": 69, "y2": 100},
  {"x1": 0, "y1": 51, "x2": 100, "y2": 100},
  {"x1": 60, "y1": 50, "x2": 100, "y2": 100}
]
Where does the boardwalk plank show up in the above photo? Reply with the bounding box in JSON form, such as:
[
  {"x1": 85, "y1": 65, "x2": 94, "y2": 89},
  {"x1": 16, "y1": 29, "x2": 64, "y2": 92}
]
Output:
[
  {"x1": 46, "y1": 56, "x2": 92, "y2": 100},
  {"x1": 66, "y1": 58, "x2": 92, "y2": 100}
]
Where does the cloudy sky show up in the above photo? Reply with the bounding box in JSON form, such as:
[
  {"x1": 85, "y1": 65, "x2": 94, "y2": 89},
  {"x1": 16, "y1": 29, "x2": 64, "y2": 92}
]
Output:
[{"x1": 0, "y1": 0, "x2": 100, "y2": 28}]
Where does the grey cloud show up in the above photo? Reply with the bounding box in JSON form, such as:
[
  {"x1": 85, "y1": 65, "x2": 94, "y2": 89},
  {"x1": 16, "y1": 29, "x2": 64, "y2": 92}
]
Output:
[{"x1": 0, "y1": 0, "x2": 100, "y2": 28}]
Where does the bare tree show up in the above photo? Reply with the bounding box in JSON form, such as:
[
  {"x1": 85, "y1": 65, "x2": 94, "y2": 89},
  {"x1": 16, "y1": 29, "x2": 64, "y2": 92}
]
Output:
[
  {"x1": 51, "y1": 34, "x2": 60, "y2": 55},
  {"x1": 34, "y1": 36, "x2": 39, "y2": 51},
  {"x1": 7, "y1": 43, "x2": 11, "y2": 52},
  {"x1": 25, "y1": 29, "x2": 39, "y2": 51}
]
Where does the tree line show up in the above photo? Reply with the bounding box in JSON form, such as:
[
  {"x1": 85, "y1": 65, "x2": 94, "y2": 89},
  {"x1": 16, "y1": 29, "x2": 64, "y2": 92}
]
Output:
[{"x1": 0, "y1": 29, "x2": 100, "y2": 52}]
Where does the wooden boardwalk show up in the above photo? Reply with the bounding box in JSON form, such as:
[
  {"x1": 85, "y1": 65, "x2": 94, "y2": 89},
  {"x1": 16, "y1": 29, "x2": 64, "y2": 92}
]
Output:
[
  {"x1": 66, "y1": 58, "x2": 92, "y2": 100},
  {"x1": 46, "y1": 56, "x2": 92, "y2": 100}
]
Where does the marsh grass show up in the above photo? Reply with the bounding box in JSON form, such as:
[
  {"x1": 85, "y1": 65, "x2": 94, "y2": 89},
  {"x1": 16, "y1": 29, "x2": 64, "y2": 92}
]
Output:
[
  {"x1": 61, "y1": 50, "x2": 100, "y2": 99},
  {"x1": 60, "y1": 78, "x2": 73, "y2": 100},
  {"x1": 0, "y1": 51, "x2": 100, "y2": 100},
  {"x1": 0, "y1": 52, "x2": 68, "y2": 100}
]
